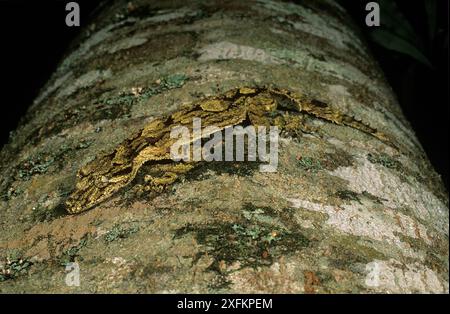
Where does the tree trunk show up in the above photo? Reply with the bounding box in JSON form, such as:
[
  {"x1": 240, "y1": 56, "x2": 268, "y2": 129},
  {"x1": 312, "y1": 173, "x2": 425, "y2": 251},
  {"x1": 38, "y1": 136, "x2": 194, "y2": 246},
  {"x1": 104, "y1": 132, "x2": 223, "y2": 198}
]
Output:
[{"x1": 0, "y1": 0, "x2": 447, "y2": 293}]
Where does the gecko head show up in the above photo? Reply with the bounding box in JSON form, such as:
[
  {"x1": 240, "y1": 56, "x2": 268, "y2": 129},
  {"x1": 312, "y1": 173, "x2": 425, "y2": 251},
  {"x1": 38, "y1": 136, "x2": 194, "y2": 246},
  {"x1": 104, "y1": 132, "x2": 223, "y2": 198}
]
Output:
[
  {"x1": 65, "y1": 177, "x2": 100, "y2": 214},
  {"x1": 65, "y1": 192, "x2": 90, "y2": 214}
]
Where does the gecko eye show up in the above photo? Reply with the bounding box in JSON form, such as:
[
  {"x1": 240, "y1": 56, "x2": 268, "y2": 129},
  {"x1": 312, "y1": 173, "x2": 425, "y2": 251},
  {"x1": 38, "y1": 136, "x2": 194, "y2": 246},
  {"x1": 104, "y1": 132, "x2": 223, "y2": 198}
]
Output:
[{"x1": 311, "y1": 99, "x2": 328, "y2": 108}]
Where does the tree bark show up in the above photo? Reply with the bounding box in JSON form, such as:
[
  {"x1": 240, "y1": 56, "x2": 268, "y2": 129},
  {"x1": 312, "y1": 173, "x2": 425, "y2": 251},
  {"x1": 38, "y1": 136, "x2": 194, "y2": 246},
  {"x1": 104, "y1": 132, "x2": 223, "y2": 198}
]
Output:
[{"x1": 0, "y1": 0, "x2": 447, "y2": 293}]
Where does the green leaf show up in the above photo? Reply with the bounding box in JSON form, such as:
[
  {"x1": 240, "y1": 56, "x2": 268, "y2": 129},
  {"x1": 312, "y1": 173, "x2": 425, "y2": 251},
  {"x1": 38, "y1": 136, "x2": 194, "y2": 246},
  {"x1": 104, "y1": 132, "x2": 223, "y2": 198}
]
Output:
[
  {"x1": 370, "y1": 29, "x2": 433, "y2": 68},
  {"x1": 378, "y1": 0, "x2": 417, "y2": 44},
  {"x1": 424, "y1": 0, "x2": 437, "y2": 43}
]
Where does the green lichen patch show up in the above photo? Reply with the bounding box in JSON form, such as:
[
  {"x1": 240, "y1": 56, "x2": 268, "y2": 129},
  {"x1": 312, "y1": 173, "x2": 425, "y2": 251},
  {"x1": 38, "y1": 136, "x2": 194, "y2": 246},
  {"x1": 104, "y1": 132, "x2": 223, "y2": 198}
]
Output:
[
  {"x1": 100, "y1": 73, "x2": 188, "y2": 106},
  {"x1": 75, "y1": 140, "x2": 93, "y2": 149},
  {"x1": 102, "y1": 93, "x2": 136, "y2": 107},
  {"x1": 174, "y1": 203, "x2": 310, "y2": 273},
  {"x1": 297, "y1": 156, "x2": 323, "y2": 172},
  {"x1": 1, "y1": 141, "x2": 93, "y2": 204},
  {"x1": 0, "y1": 256, "x2": 33, "y2": 282},
  {"x1": 242, "y1": 206, "x2": 266, "y2": 221},
  {"x1": 158, "y1": 74, "x2": 188, "y2": 90},
  {"x1": 17, "y1": 154, "x2": 55, "y2": 181},
  {"x1": 28, "y1": 74, "x2": 188, "y2": 145},
  {"x1": 367, "y1": 153, "x2": 401, "y2": 170},
  {"x1": 59, "y1": 237, "x2": 88, "y2": 266},
  {"x1": 15, "y1": 141, "x2": 92, "y2": 182},
  {"x1": 1, "y1": 186, "x2": 22, "y2": 201},
  {"x1": 175, "y1": 221, "x2": 309, "y2": 272},
  {"x1": 240, "y1": 203, "x2": 289, "y2": 225},
  {"x1": 104, "y1": 224, "x2": 140, "y2": 243},
  {"x1": 137, "y1": 73, "x2": 189, "y2": 101}
]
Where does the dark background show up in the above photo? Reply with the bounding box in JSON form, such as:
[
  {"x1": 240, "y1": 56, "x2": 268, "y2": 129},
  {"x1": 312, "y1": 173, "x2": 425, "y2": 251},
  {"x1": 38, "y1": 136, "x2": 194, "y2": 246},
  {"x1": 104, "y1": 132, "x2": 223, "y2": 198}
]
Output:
[{"x1": 0, "y1": 0, "x2": 448, "y2": 189}]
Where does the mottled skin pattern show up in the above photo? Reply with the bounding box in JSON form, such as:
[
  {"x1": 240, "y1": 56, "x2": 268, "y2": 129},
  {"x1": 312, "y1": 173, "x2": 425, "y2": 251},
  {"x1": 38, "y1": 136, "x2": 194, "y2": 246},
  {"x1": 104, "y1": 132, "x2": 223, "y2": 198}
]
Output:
[{"x1": 66, "y1": 87, "x2": 393, "y2": 214}]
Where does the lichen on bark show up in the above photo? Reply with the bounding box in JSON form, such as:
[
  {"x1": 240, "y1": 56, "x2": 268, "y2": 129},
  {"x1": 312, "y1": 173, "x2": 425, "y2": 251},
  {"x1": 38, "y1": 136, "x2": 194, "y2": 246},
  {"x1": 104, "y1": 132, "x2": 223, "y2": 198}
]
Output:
[{"x1": 0, "y1": 0, "x2": 447, "y2": 293}]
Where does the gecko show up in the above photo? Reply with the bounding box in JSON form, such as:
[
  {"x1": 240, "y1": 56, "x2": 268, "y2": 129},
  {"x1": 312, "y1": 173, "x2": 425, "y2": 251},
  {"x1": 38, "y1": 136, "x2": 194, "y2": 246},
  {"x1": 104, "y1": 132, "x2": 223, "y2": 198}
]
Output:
[{"x1": 65, "y1": 86, "x2": 393, "y2": 214}]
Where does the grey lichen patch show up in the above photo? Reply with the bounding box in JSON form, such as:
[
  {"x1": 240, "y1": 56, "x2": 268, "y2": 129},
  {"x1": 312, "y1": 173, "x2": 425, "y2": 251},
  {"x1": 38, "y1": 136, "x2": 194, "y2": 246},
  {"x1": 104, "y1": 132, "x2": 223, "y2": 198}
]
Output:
[
  {"x1": 108, "y1": 36, "x2": 148, "y2": 54},
  {"x1": 176, "y1": 221, "x2": 309, "y2": 271},
  {"x1": 0, "y1": 147, "x2": 76, "y2": 208},
  {"x1": 239, "y1": 203, "x2": 303, "y2": 231},
  {"x1": 57, "y1": 69, "x2": 112, "y2": 99},
  {"x1": 101, "y1": 73, "x2": 187, "y2": 104},
  {"x1": 57, "y1": 17, "x2": 134, "y2": 75},
  {"x1": 3, "y1": 140, "x2": 93, "y2": 200},
  {"x1": 83, "y1": 31, "x2": 197, "y2": 73},
  {"x1": 330, "y1": 156, "x2": 449, "y2": 235},
  {"x1": 113, "y1": 4, "x2": 204, "y2": 26},
  {"x1": 138, "y1": 8, "x2": 204, "y2": 25},
  {"x1": 256, "y1": 0, "x2": 365, "y2": 54},
  {"x1": 198, "y1": 41, "x2": 282, "y2": 65},
  {"x1": 363, "y1": 259, "x2": 447, "y2": 293},
  {"x1": 287, "y1": 196, "x2": 435, "y2": 259}
]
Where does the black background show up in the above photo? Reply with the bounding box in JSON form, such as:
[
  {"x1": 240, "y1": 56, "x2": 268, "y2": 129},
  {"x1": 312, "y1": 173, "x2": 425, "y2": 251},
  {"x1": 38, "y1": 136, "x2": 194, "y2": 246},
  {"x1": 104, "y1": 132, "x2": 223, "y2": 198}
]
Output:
[
  {"x1": 0, "y1": 294, "x2": 446, "y2": 312},
  {"x1": 0, "y1": 0, "x2": 448, "y2": 189}
]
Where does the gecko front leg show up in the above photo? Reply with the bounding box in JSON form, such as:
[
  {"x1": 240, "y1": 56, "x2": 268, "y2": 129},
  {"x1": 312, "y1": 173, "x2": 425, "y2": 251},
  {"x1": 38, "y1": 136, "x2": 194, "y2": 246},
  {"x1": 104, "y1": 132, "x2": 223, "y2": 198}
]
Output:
[{"x1": 143, "y1": 162, "x2": 195, "y2": 192}]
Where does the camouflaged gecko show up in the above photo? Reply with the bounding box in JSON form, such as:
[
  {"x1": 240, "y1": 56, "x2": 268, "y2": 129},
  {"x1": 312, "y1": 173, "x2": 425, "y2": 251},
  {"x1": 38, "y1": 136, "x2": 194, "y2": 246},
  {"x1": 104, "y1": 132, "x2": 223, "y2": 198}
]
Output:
[{"x1": 65, "y1": 87, "x2": 392, "y2": 214}]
